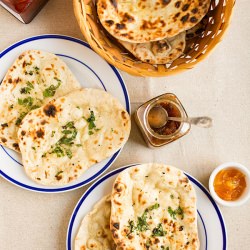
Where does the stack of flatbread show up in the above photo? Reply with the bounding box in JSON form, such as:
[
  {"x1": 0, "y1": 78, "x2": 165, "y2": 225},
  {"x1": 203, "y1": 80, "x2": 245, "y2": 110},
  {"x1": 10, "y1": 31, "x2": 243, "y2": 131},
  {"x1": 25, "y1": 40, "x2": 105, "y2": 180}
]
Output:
[
  {"x1": 0, "y1": 50, "x2": 131, "y2": 186},
  {"x1": 96, "y1": 0, "x2": 211, "y2": 64},
  {"x1": 75, "y1": 163, "x2": 199, "y2": 250}
]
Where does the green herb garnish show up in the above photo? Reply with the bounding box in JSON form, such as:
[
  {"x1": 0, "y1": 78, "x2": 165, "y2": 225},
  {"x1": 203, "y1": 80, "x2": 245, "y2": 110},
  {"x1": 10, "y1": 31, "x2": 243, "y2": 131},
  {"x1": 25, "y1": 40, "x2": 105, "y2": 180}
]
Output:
[
  {"x1": 136, "y1": 210, "x2": 149, "y2": 232},
  {"x1": 127, "y1": 220, "x2": 136, "y2": 235},
  {"x1": 65, "y1": 148, "x2": 73, "y2": 159},
  {"x1": 43, "y1": 79, "x2": 61, "y2": 98},
  {"x1": 34, "y1": 66, "x2": 40, "y2": 74},
  {"x1": 18, "y1": 97, "x2": 34, "y2": 107},
  {"x1": 168, "y1": 206, "x2": 184, "y2": 220},
  {"x1": 49, "y1": 121, "x2": 77, "y2": 159},
  {"x1": 51, "y1": 145, "x2": 65, "y2": 157},
  {"x1": 84, "y1": 110, "x2": 101, "y2": 135},
  {"x1": 161, "y1": 247, "x2": 169, "y2": 250},
  {"x1": 20, "y1": 81, "x2": 34, "y2": 94},
  {"x1": 15, "y1": 112, "x2": 28, "y2": 126},
  {"x1": 148, "y1": 203, "x2": 160, "y2": 211},
  {"x1": 152, "y1": 223, "x2": 167, "y2": 237},
  {"x1": 127, "y1": 203, "x2": 160, "y2": 235}
]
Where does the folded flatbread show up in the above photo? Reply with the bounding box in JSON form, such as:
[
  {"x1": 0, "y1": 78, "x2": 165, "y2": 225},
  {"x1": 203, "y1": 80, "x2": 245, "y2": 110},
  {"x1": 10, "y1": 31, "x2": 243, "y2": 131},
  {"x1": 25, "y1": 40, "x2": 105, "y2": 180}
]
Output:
[
  {"x1": 119, "y1": 32, "x2": 185, "y2": 64},
  {"x1": 75, "y1": 195, "x2": 116, "y2": 250},
  {"x1": 97, "y1": 0, "x2": 210, "y2": 43},
  {"x1": 0, "y1": 50, "x2": 81, "y2": 152},
  {"x1": 110, "y1": 163, "x2": 199, "y2": 250},
  {"x1": 18, "y1": 88, "x2": 131, "y2": 186}
]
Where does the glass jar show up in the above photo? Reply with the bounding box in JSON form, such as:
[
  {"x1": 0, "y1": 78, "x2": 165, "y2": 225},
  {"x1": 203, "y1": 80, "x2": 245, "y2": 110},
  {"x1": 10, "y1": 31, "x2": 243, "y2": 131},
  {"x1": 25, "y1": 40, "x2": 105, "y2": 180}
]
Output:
[
  {"x1": 0, "y1": 0, "x2": 49, "y2": 23},
  {"x1": 134, "y1": 93, "x2": 191, "y2": 148}
]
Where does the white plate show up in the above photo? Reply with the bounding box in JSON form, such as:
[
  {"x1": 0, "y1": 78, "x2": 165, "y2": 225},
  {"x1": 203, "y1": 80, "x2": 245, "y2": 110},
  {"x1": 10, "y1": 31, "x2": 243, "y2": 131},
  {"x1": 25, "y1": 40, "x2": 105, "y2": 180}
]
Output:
[
  {"x1": 0, "y1": 34, "x2": 130, "y2": 193},
  {"x1": 67, "y1": 164, "x2": 227, "y2": 250}
]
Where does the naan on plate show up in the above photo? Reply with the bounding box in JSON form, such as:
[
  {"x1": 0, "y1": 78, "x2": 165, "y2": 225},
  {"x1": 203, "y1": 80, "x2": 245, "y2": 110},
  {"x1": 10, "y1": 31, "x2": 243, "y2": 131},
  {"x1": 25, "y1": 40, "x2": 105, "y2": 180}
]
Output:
[
  {"x1": 110, "y1": 163, "x2": 199, "y2": 250},
  {"x1": 0, "y1": 50, "x2": 81, "y2": 151},
  {"x1": 75, "y1": 195, "x2": 116, "y2": 250},
  {"x1": 18, "y1": 88, "x2": 131, "y2": 186}
]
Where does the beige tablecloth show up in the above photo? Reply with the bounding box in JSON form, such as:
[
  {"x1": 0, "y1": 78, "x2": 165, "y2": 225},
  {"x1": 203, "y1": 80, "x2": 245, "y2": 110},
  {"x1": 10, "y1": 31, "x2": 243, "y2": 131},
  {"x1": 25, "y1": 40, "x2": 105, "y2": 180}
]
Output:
[{"x1": 0, "y1": 0, "x2": 250, "y2": 249}]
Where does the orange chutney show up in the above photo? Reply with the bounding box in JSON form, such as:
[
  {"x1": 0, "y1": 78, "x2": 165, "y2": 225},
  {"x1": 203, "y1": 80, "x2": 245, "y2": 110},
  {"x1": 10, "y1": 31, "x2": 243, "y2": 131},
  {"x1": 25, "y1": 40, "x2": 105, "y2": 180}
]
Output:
[{"x1": 213, "y1": 168, "x2": 246, "y2": 201}]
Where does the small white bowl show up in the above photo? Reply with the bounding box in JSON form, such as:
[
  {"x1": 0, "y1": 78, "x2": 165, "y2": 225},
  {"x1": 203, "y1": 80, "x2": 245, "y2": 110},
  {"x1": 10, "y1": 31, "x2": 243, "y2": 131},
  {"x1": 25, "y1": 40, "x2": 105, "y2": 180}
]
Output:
[{"x1": 209, "y1": 162, "x2": 250, "y2": 207}]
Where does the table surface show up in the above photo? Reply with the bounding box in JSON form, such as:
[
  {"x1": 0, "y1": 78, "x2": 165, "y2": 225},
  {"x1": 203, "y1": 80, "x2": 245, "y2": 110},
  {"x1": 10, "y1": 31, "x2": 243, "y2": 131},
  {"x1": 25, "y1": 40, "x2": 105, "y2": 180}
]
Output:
[{"x1": 0, "y1": 0, "x2": 249, "y2": 249}]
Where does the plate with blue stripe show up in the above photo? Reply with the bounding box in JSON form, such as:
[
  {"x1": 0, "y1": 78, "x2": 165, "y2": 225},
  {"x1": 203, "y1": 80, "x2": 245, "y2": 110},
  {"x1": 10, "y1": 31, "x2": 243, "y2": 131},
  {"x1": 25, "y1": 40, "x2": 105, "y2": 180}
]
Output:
[
  {"x1": 0, "y1": 34, "x2": 130, "y2": 193},
  {"x1": 67, "y1": 164, "x2": 227, "y2": 250}
]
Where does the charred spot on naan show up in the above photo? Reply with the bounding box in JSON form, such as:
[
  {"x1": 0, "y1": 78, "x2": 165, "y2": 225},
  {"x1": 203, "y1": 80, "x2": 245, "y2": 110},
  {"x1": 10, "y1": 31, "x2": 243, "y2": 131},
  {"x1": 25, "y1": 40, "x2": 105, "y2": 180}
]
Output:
[
  {"x1": 43, "y1": 104, "x2": 58, "y2": 117},
  {"x1": 36, "y1": 128, "x2": 45, "y2": 139},
  {"x1": 12, "y1": 143, "x2": 20, "y2": 151}
]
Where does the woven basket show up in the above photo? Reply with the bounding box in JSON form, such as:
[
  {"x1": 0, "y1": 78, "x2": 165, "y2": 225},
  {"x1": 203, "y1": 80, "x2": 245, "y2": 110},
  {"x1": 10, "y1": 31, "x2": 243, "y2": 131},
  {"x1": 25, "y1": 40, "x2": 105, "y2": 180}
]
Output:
[{"x1": 73, "y1": 0, "x2": 235, "y2": 77}]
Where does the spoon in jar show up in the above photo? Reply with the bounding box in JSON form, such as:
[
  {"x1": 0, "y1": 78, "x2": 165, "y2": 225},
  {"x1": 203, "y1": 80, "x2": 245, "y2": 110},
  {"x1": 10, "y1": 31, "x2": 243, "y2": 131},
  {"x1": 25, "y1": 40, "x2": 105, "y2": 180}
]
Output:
[{"x1": 148, "y1": 106, "x2": 213, "y2": 129}]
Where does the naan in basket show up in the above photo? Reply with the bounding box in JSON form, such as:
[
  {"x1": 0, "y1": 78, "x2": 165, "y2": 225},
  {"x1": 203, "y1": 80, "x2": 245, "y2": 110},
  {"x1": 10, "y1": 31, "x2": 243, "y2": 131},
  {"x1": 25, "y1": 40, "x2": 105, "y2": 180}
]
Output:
[
  {"x1": 0, "y1": 50, "x2": 81, "y2": 152},
  {"x1": 97, "y1": 0, "x2": 210, "y2": 43},
  {"x1": 110, "y1": 163, "x2": 199, "y2": 250},
  {"x1": 119, "y1": 32, "x2": 186, "y2": 64},
  {"x1": 75, "y1": 195, "x2": 116, "y2": 250},
  {"x1": 18, "y1": 88, "x2": 131, "y2": 186}
]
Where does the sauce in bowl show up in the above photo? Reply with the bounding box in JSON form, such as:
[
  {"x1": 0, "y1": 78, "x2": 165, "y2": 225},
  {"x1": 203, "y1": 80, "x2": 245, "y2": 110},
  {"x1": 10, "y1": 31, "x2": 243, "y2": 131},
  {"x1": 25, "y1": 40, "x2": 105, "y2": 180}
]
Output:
[{"x1": 213, "y1": 168, "x2": 246, "y2": 201}]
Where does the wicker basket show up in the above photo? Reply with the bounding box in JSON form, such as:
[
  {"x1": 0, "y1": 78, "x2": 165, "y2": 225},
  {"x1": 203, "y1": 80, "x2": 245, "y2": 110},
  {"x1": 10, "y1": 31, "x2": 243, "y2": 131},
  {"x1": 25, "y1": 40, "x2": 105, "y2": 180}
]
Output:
[{"x1": 73, "y1": 0, "x2": 235, "y2": 77}]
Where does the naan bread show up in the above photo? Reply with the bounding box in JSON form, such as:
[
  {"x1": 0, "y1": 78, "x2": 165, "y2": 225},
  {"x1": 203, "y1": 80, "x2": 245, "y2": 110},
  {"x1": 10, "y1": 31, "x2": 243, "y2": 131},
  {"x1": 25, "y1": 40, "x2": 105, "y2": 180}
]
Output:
[
  {"x1": 119, "y1": 32, "x2": 186, "y2": 64},
  {"x1": 0, "y1": 50, "x2": 81, "y2": 152},
  {"x1": 97, "y1": 0, "x2": 210, "y2": 43},
  {"x1": 110, "y1": 163, "x2": 199, "y2": 250},
  {"x1": 18, "y1": 88, "x2": 131, "y2": 186},
  {"x1": 186, "y1": 15, "x2": 209, "y2": 40},
  {"x1": 75, "y1": 195, "x2": 116, "y2": 250}
]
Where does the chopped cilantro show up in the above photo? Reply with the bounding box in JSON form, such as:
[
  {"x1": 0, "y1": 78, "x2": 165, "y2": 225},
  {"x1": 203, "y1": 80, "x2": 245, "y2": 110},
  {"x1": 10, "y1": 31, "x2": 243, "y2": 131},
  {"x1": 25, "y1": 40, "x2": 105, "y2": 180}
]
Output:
[
  {"x1": 127, "y1": 203, "x2": 160, "y2": 235},
  {"x1": 43, "y1": 79, "x2": 61, "y2": 98},
  {"x1": 168, "y1": 206, "x2": 184, "y2": 220},
  {"x1": 65, "y1": 149, "x2": 73, "y2": 159},
  {"x1": 34, "y1": 66, "x2": 39, "y2": 74},
  {"x1": 127, "y1": 220, "x2": 136, "y2": 235},
  {"x1": 20, "y1": 81, "x2": 34, "y2": 94},
  {"x1": 51, "y1": 145, "x2": 65, "y2": 157},
  {"x1": 170, "y1": 194, "x2": 174, "y2": 199},
  {"x1": 15, "y1": 112, "x2": 28, "y2": 126},
  {"x1": 49, "y1": 122, "x2": 77, "y2": 159},
  {"x1": 148, "y1": 203, "x2": 160, "y2": 211},
  {"x1": 84, "y1": 110, "x2": 100, "y2": 135},
  {"x1": 18, "y1": 97, "x2": 34, "y2": 107},
  {"x1": 152, "y1": 223, "x2": 167, "y2": 237}
]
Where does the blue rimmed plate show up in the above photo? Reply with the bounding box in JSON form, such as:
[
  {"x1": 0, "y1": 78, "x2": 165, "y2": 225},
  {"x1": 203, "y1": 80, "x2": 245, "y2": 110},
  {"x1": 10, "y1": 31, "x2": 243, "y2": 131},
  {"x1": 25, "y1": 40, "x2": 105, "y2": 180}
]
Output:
[
  {"x1": 67, "y1": 164, "x2": 227, "y2": 250},
  {"x1": 0, "y1": 34, "x2": 130, "y2": 193}
]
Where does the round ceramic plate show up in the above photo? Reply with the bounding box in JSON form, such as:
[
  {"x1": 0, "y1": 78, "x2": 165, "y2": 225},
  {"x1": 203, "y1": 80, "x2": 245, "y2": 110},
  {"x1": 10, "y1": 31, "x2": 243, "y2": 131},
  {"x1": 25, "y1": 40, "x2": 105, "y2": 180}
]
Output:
[
  {"x1": 67, "y1": 164, "x2": 227, "y2": 250},
  {"x1": 0, "y1": 34, "x2": 130, "y2": 193}
]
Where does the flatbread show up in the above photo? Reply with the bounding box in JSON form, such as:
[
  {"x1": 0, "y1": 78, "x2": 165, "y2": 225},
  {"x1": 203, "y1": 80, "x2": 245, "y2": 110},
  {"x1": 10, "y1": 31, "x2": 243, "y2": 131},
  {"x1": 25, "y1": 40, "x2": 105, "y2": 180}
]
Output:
[
  {"x1": 186, "y1": 15, "x2": 209, "y2": 40},
  {"x1": 110, "y1": 163, "x2": 199, "y2": 250},
  {"x1": 119, "y1": 32, "x2": 186, "y2": 64},
  {"x1": 97, "y1": 0, "x2": 210, "y2": 43},
  {"x1": 0, "y1": 50, "x2": 81, "y2": 152},
  {"x1": 75, "y1": 195, "x2": 116, "y2": 250},
  {"x1": 18, "y1": 88, "x2": 131, "y2": 186}
]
